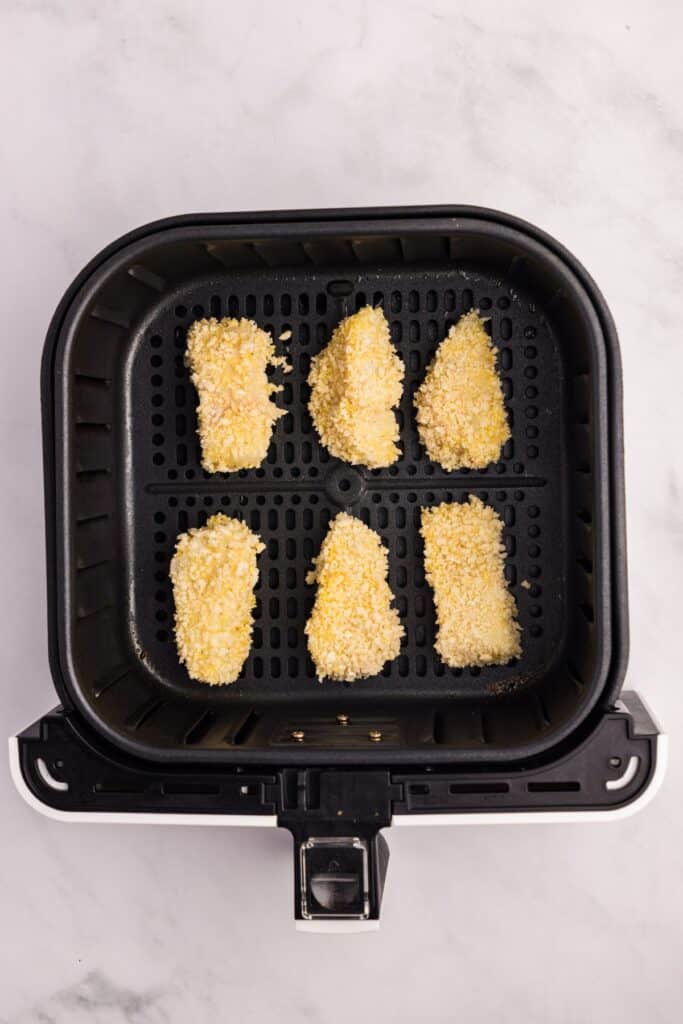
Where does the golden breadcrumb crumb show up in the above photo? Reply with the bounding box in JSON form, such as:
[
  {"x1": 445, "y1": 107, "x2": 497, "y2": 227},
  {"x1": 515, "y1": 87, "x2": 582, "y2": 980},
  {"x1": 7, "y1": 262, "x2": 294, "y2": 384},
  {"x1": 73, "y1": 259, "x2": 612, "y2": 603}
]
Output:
[
  {"x1": 186, "y1": 317, "x2": 287, "y2": 473},
  {"x1": 308, "y1": 306, "x2": 404, "y2": 468},
  {"x1": 421, "y1": 497, "x2": 521, "y2": 668},
  {"x1": 170, "y1": 513, "x2": 263, "y2": 685},
  {"x1": 305, "y1": 512, "x2": 404, "y2": 681},
  {"x1": 278, "y1": 329, "x2": 292, "y2": 341},
  {"x1": 415, "y1": 310, "x2": 510, "y2": 470}
]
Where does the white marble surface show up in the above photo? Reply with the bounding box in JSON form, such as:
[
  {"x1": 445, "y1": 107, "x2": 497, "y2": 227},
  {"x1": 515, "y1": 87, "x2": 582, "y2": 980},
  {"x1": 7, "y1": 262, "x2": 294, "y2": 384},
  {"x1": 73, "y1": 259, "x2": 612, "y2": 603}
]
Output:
[{"x1": 1, "y1": 0, "x2": 682, "y2": 1020}]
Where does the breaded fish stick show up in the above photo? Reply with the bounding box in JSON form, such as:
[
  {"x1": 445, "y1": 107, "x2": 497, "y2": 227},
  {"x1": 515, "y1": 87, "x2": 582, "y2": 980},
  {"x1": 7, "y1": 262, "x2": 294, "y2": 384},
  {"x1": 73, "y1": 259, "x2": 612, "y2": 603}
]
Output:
[
  {"x1": 421, "y1": 497, "x2": 521, "y2": 668},
  {"x1": 305, "y1": 512, "x2": 404, "y2": 681},
  {"x1": 415, "y1": 310, "x2": 509, "y2": 470},
  {"x1": 186, "y1": 317, "x2": 287, "y2": 473},
  {"x1": 308, "y1": 306, "x2": 404, "y2": 468},
  {"x1": 170, "y1": 513, "x2": 263, "y2": 684}
]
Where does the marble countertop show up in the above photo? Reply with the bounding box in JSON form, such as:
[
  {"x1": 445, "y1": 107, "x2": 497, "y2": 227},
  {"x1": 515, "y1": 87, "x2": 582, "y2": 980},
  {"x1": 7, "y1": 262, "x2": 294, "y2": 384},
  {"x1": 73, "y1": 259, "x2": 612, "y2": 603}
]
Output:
[{"x1": 1, "y1": 1, "x2": 681, "y2": 1021}]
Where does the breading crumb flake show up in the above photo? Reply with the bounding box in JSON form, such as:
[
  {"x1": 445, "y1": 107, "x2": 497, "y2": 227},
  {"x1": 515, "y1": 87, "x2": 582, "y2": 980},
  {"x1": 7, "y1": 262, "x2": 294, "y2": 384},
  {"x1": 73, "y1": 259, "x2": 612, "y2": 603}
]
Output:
[
  {"x1": 305, "y1": 512, "x2": 404, "y2": 681},
  {"x1": 170, "y1": 513, "x2": 263, "y2": 685},
  {"x1": 421, "y1": 497, "x2": 521, "y2": 668}
]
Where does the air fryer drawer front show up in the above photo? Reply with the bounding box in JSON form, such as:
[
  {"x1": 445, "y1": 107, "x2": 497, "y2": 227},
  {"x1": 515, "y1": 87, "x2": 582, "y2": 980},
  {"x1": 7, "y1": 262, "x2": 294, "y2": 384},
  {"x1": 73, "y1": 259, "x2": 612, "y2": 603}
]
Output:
[{"x1": 12, "y1": 694, "x2": 664, "y2": 925}]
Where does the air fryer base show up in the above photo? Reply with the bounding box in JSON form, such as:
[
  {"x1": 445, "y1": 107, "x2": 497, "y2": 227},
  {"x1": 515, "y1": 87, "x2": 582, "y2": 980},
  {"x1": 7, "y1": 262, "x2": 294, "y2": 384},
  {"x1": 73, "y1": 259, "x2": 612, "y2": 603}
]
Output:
[{"x1": 11, "y1": 691, "x2": 664, "y2": 925}]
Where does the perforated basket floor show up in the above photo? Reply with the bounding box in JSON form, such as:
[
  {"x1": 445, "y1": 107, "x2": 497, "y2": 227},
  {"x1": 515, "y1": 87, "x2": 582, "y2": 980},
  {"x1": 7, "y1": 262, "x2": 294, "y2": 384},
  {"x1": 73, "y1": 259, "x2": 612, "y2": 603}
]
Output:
[{"x1": 133, "y1": 270, "x2": 562, "y2": 704}]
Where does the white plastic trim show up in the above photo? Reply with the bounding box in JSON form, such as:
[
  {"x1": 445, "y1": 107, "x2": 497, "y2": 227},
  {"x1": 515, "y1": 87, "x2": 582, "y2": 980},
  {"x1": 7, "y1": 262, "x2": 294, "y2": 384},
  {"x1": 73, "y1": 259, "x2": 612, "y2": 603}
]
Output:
[
  {"x1": 605, "y1": 754, "x2": 640, "y2": 791},
  {"x1": 8, "y1": 737, "x2": 277, "y2": 827},
  {"x1": 296, "y1": 920, "x2": 380, "y2": 934},
  {"x1": 393, "y1": 733, "x2": 667, "y2": 826}
]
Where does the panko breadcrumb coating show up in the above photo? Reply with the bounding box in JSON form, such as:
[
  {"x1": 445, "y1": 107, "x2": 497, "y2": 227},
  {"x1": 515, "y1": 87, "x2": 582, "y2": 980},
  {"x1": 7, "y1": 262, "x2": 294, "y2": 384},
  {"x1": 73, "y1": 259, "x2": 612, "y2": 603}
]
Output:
[
  {"x1": 305, "y1": 512, "x2": 404, "y2": 681},
  {"x1": 415, "y1": 310, "x2": 509, "y2": 470},
  {"x1": 170, "y1": 513, "x2": 263, "y2": 685},
  {"x1": 421, "y1": 497, "x2": 521, "y2": 668},
  {"x1": 308, "y1": 306, "x2": 404, "y2": 468},
  {"x1": 186, "y1": 317, "x2": 287, "y2": 473}
]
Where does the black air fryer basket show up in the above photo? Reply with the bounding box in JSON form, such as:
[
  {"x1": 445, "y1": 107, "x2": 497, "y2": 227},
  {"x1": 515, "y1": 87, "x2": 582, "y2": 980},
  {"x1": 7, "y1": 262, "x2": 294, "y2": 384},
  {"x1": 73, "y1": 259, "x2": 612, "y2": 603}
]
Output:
[{"x1": 12, "y1": 207, "x2": 664, "y2": 928}]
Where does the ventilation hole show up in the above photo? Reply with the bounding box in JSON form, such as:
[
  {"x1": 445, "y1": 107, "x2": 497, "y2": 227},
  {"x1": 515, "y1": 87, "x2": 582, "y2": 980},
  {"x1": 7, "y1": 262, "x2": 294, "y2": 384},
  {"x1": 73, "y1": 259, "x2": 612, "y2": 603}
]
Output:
[
  {"x1": 500, "y1": 348, "x2": 512, "y2": 371},
  {"x1": 500, "y1": 318, "x2": 512, "y2": 341},
  {"x1": 527, "y1": 781, "x2": 580, "y2": 793},
  {"x1": 462, "y1": 288, "x2": 473, "y2": 310},
  {"x1": 528, "y1": 565, "x2": 541, "y2": 578},
  {"x1": 528, "y1": 543, "x2": 541, "y2": 558},
  {"x1": 151, "y1": 394, "x2": 163, "y2": 407},
  {"x1": 152, "y1": 453, "x2": 164, "y2": 466},
  {"x1": 175, "y1": 305, "x2": 187, "y2": 318},
  {"x1": 409, "y1": 321, "x2": 420, "y2": 342}
]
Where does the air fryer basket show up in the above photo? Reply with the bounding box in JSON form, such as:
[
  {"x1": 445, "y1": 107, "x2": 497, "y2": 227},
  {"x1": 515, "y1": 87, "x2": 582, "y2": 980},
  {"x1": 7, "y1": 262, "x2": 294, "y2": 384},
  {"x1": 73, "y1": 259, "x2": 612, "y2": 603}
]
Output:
[{"x1": 44, "y1": 207, "x2": 625, "y2": 766}]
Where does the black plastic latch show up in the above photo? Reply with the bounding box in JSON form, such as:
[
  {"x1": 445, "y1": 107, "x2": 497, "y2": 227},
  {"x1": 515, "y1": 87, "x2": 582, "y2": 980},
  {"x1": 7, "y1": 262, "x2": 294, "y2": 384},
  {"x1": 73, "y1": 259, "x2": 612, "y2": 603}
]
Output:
[{"x1": 278, "y1": 770, "x2": 396, "y2": 923}]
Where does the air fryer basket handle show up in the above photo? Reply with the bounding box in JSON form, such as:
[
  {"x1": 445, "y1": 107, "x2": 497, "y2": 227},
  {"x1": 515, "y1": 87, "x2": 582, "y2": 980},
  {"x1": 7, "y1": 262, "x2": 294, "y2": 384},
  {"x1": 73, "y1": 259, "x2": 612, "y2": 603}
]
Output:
[{"x1": 289, "y1": 828, "x2": 389, "y2": 926}]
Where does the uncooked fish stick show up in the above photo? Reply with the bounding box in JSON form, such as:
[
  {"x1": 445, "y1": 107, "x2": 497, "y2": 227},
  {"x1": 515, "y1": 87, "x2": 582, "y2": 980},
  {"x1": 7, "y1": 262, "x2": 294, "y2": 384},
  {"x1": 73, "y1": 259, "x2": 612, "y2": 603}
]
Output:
[
  {"x1": 421, "y1": 497, "x2": 521, "y2": 668},
  {"x1": 170, "y1": 513, "x2": 263, "y2": 685},
  {"x1": 186, "y1": 317, "x2": 287, "y2": 473},
  {"x1": 305, "y1": 513, "x2": 404, "y2": 681},
  {"x1": 415, "y1": 310, "x2": 509, "y2": 470},
  {"x1": 308, "y1": 306, "x2": 404, "y2": 468}
]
